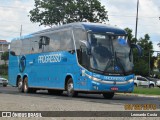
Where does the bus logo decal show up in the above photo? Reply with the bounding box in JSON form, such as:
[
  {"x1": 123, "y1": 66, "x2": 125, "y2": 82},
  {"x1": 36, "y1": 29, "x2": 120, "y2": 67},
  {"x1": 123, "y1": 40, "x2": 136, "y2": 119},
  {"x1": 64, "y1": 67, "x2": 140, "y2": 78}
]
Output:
[
  {"x1": 19, "y1": 56, "x2": 26, "y2": 73},
  {"x1": 38, "y1": 54, "x2": 61, "y2": 63}
]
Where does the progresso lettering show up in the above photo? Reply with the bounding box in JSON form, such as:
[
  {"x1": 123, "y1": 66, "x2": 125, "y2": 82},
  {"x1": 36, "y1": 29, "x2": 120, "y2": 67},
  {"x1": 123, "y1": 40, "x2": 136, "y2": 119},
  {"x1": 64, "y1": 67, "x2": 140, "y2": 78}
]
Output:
[
  {"x1": 38, "y1": 54, "x2": 61, "y2": 63},
  {"x1": 104, "y1": 76, "x2": 126, "y2": 81}
]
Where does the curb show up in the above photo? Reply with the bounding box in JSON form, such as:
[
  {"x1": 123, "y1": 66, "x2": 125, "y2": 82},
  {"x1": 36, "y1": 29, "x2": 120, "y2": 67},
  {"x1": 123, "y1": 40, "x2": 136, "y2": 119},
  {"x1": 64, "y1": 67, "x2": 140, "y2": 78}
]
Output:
[{"x1": 116, "y1": 93, "x2": 160, "y2": 98}]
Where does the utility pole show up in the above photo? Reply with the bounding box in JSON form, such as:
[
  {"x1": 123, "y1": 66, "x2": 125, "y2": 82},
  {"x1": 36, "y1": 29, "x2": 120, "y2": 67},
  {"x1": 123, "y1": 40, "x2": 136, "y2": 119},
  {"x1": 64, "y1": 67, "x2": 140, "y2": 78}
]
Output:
[
  {"x1": 20, "y1": 25, "x2": 22, "y2": 37},
  {"x1": 149, "y1": 50, "x2": 151, "y2": 76},
  {"x1": 135, "y1": 0, "x2": 139, "y2": 42}
]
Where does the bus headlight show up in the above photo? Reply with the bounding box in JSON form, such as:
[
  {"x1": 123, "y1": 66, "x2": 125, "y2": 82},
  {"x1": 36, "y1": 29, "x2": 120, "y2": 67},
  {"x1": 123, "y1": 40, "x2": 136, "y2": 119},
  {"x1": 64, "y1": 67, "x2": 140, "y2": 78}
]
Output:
[
  {"x1": 92, "y1": 77, "x2": 101, "y2": 82},
  {"x1": 128, "y1": 79, "x2": 134, "y2": 83}
]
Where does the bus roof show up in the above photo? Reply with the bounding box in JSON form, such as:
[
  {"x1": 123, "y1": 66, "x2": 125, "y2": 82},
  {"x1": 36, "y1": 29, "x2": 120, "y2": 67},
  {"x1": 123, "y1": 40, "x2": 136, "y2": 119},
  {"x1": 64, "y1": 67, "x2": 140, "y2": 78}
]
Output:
[{"x1": 12, "y1": 22, "x2": 126, "y2": 41}]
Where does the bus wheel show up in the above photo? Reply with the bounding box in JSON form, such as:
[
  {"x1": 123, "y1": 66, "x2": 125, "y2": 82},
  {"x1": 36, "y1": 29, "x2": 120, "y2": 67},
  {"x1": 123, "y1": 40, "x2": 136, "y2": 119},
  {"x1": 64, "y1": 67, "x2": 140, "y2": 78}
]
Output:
[
  {"x1": 23, "y1": 77, "x2": 29, "y2": 93},
  {"x1": 149, "y1": 84, "x2": 154, "y2": 88},
  {"x1": 103, "y1": 92, "x2": 114, "y2": 99},
  {"x1": 18, "y1": 78, "x2": 23, "y2": 92},
  {"x1": 66, "y1": 78, "x2": 78, "y2": 97},
  {"x1": 134, "y1": 83, "x2": 137, "y2": 87}
]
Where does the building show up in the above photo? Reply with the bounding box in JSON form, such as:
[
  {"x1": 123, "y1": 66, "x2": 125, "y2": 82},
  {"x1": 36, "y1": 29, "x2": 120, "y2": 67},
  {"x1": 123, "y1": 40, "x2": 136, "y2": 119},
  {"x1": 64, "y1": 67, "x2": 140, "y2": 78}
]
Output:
[{"x1": 0, "y1": 40, "x2": 9, "y2": 64}]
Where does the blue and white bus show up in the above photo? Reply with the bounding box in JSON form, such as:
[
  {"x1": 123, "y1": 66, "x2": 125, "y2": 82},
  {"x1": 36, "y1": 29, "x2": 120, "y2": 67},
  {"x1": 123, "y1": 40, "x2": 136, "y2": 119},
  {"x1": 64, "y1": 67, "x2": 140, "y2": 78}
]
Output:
[{"x1": 9, "y1": 22, "x2": 141, "y2": 99}]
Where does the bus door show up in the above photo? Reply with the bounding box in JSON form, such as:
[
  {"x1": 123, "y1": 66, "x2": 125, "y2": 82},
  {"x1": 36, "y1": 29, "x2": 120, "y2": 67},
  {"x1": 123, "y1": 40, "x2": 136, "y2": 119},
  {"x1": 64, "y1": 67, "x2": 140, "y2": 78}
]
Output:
[
  {"x1": 28, "y1": 55, "x2": 38, "y2": 86},
  {"x1": 78, "y1": 44, "x2": 90, "y2": 90}
]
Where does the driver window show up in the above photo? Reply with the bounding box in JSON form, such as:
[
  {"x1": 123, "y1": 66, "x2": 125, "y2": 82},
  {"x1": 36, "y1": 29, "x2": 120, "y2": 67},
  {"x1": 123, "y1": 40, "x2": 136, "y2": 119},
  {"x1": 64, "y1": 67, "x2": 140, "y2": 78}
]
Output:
[{"x1": 80, "y1": 45, "x2": 88, "y2": 67}]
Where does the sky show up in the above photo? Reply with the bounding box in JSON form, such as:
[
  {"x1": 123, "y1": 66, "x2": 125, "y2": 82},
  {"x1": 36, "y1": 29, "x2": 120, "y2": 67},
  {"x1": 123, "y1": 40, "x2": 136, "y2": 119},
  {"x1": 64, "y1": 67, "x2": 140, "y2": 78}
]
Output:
[{"x1": 0, "y1": 0, "x2": 160, "y2": 52}]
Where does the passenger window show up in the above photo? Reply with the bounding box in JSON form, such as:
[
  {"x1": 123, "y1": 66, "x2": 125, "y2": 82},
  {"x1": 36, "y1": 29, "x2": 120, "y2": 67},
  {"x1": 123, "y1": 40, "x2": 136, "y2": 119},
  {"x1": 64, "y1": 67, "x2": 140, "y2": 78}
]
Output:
[
  {"x1": 21, "y1": 39, "x2": 32, "y2": 55},
  {"x1": 39, "y1": 36, "x2": 50, "y2": 52},
  {"x1": 30, "y1": 37, "x2": 39, "y2": 54},
  {"x1": 10, "y1": 40, "x2": 22, "y2": 56}
]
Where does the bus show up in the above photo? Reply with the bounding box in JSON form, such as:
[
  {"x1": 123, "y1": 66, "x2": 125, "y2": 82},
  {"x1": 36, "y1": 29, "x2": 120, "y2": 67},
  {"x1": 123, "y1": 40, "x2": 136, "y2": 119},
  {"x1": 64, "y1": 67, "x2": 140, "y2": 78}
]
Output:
[{"x1": 9, "y1": 22, "x2": 141, "y2": 99}]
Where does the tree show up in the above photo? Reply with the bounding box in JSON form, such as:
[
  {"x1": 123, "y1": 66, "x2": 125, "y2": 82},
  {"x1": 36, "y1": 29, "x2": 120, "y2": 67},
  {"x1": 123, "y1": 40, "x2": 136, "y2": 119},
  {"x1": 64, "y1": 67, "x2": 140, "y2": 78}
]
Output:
[
  {"x1": 136, "y1": 34, "x2": 153, "y2": 76},
  {"x1": 124, "y1": 28, "x2": 137, "y2": 43},
  {"x1": 29, "y1": 0, "x2": 108, "y2": 26},
  {"x1": 134, "y1": 59, "x2": 149, "y2": 76},
  {"x1": 124, "y1": 28, "x2": 133, "y2": 43},
  {"x1": 1, "y1": 51, "x2": 9, "y2": 65},
  {"x1": 137, "y1": 34, "x2": 153, "y2": 56},
  {"x1": 125, "y1": 28, "x2": 154, "y2": 76}
]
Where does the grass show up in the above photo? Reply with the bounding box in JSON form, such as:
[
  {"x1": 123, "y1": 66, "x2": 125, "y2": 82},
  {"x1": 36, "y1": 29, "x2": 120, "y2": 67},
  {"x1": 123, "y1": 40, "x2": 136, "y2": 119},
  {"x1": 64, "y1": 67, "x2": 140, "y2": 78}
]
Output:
[
  {"x1": 133, "y1": 87, "x2": 160, "y2": 95},
  {"x1": 1, "y1": 74, "x2": 8, "y2": 79}
]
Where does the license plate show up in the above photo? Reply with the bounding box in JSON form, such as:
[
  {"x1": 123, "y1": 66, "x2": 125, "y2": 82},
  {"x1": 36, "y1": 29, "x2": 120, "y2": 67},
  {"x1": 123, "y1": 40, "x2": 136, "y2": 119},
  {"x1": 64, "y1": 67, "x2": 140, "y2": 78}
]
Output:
[{"x1": 111, "y1": 87, "x2": 118, "y2": 91}]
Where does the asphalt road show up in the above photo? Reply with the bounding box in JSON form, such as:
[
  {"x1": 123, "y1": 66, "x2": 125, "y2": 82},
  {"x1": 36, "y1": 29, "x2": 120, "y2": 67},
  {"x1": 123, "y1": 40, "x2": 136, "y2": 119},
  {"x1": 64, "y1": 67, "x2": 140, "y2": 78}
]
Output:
[
  {"x1": 0, "y1": 85, "x2": 160, "y2": 120},
  {"x1": 0, "y1": 85, "x2": 160, "y2": 111}
]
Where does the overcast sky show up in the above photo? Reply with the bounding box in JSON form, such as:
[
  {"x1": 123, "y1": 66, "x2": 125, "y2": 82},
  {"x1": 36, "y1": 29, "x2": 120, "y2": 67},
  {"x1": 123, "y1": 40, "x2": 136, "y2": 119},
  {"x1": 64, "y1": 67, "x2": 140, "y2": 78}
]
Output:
[{"x1": 0, "y1": 0, "x2": 160, "y2": 51}]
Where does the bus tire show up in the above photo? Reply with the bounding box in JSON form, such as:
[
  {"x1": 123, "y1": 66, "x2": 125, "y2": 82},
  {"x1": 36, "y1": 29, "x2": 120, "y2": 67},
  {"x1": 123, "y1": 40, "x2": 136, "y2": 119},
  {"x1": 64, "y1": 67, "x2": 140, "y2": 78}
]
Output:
[
  {"x1": 149, "y1": 84, "x2": 154, "y2": 88},
  {"x1": 18, "y1": 77, "x2": 23, "y2": 92},
  {"x1": 3, "y1": 84, "x2": 7, "y2": 87},
  {"x1": 103, "y1": 92, "x2": 114, "y2": 99},
  {"x1": 134, "y1": 83, "x2": 137, "y2": 87},
  {"x1": 23, "y1": 77, "x2": 29, "y2": 93},
  {"x1": 66, "y1": 78, "x2": 78, "y2": 97}
]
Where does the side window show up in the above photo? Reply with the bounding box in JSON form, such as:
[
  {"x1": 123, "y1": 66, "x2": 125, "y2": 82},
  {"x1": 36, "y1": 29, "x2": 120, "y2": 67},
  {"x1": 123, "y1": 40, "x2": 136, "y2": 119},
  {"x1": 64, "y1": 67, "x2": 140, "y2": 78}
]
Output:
[
  {"x1": 49, "y1": 32, "x2": 61, "y2": 52},
  {"x1": 80, "y1": 45, "x2": 88, "y2": 67},
  {"x1": 10, "y1": 40, "x2": 22, "y2": 56},
  {"x1": 59, "y1": 30, "x2": 74, "y2": 51},
  {"x1": 73, "y1": 28, "x2": 87, "y2": 64},
  {"x1": 29, "y1": 29, "x2": 74, "y2": 53},
  {"x1": 138, "y1": 77, "x2": 146, "y2": 81},
  {"x1": 142, "y1": 78, "x2": 147, "y2": 81},
  {"x1": 21, "y1": 39, "x2": 32, "y2": 54},
  {"x1": 73, "y1": 28, "x2": 87, "y2": 50},
  {"x1": 30, "y1": 37, "x2": 39, "y2": 54},
  {"x1": 137, "y1": 77, "x2": 142, "y2": 81},
  {"x1": 42, "y1": 29, "x2": 74, "y2": 52},
  {"x1": 39, "y1": 36, "x2": 50, "y2": 52}
]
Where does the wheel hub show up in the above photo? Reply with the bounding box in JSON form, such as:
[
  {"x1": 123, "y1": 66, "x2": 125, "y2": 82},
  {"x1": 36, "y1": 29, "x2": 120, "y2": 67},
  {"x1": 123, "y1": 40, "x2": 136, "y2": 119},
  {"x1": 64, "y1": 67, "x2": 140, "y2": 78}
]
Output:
[
  {"x1": 18, "y1": 81, "x2": 22, "y2": 90},
  {"x1": 68, "y1": 83, "x2": 73, "y2": 93}
]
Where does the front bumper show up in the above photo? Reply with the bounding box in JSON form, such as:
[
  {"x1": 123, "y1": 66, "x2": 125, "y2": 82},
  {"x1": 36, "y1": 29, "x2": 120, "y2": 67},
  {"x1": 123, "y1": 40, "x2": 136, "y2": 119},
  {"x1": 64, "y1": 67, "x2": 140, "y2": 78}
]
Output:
[
  {"x1": 85, "y1": 73, "x2": 134, "y2": 93},
  {"x1": 90, "y1": 80, "x2": 134, "y2": 92},
  {"x1": 0, "y1": 81, "x2": 8, "y2": 85}
]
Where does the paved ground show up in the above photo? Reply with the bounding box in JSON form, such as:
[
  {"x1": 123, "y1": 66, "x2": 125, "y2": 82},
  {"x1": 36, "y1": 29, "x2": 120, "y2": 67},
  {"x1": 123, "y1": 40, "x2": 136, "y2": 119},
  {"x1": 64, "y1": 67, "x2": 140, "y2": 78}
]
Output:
[{"x1": 0, "y1": 86, "x2": 160, "y2": 120}]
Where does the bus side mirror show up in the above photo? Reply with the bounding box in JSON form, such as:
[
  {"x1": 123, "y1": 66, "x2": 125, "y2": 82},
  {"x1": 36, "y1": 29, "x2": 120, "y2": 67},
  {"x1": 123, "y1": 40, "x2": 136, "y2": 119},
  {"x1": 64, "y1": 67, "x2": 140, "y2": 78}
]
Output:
[
  {"x1": 80, "y1": 40, "x2": 91, "y2": 55},
  {"x1": 131, "y1": 43, "x2": 142, "y2": 56}
]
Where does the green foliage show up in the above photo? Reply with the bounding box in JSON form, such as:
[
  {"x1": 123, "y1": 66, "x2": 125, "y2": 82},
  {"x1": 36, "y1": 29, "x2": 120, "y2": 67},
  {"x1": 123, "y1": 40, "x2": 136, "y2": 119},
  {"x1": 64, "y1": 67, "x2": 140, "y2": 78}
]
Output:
[
  {"x1": 1, "y1": 51, "x2": 9, "y2": 65},
  {"x1": 1, "y1": 51, "x2": 9, "y2": 61},
  {"x1": 157, "y1": 59, "x2": 160, "y2": 69},
  {"x1": 150, "y1": 56, "x2": 157, "y2": 70},
  {"x1": 124, "y1": 28, "x2": 137, "y2": 43},
  {"x1": 133, "y1": 87, "x2": 160, "y2": 95},
  {"x1": 1, "y1": 75, "x2": 8, "y2": 79},
  {"x1": 137, "y1": 34, "x2": 153, "y2": 56},
  {"x1": 134, "y1": 59, "x2": 149, "y2": 76},
  {"x1": 125, "y1": 28, "x2": 154, "y2": 76},
  {"x1": 29, "y1": 0, "x2": 108, "y2": 26},
  {"x1": 0, "y1": 64, "x2": 8, "y2": 75}
]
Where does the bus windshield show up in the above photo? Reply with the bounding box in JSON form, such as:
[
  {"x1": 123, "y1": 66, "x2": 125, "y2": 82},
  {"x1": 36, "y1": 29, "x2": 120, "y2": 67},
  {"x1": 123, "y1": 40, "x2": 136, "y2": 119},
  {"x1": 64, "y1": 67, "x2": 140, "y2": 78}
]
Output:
[{"x1": 89, "y1": 33, "x2": 133, "y2": 75}]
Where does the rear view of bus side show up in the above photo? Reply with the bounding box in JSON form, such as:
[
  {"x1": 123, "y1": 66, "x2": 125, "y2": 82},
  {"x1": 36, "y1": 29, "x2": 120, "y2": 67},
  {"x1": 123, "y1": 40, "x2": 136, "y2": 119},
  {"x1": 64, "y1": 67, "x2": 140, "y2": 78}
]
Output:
[{"x1": 9, "y1": 22, "x2": 141, "y2": 99}]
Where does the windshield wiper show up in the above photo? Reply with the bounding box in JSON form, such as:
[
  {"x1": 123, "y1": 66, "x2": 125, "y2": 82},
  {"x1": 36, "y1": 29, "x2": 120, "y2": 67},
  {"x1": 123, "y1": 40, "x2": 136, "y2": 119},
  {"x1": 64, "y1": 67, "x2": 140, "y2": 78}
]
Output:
[
  {"x1": 114, "y1": 51, "x2": 126, "y2": 75},
  {"x1": 103, "y1": 58, "x2": 113, "y2": 74}
]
